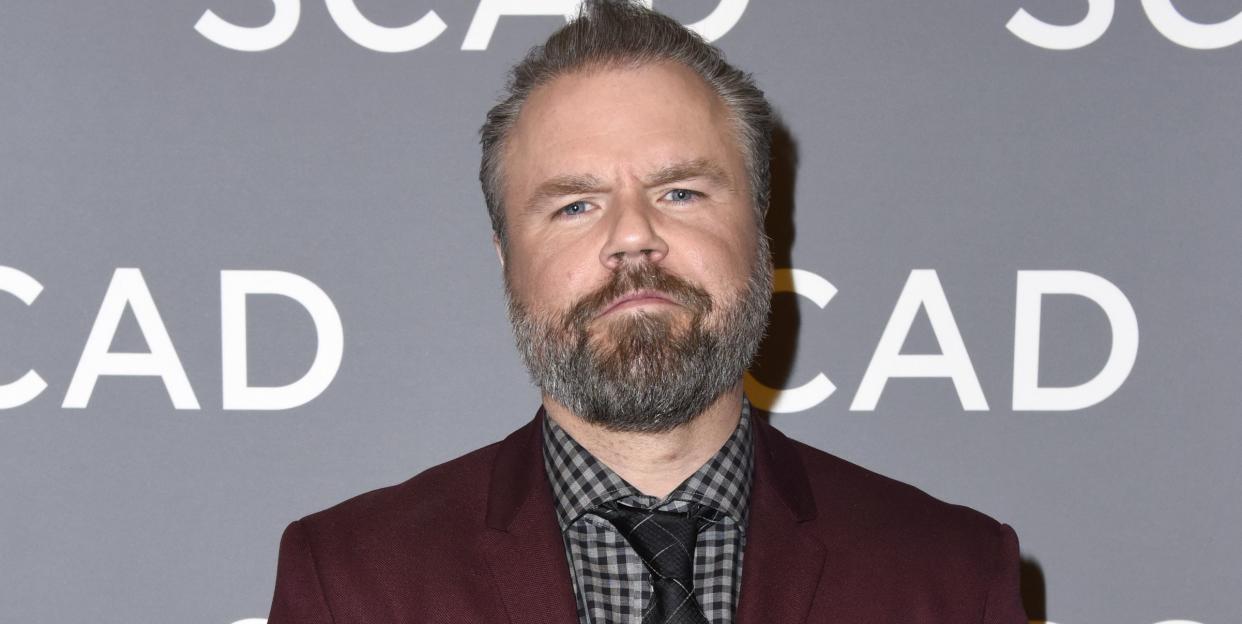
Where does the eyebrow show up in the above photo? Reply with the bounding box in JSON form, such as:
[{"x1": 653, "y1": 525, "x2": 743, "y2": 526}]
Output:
[
  {"x1": 524, "y1": 174, "x2": 607, "y2": 214},
  {"x1": 643, "y1": 158, "x2": 734, "y2": 190}
]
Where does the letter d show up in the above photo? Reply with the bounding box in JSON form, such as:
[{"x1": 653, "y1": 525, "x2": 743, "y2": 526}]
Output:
[
  {"x1": 1013, "y1": 270, "x2": 1138, "y2": 410},
  {"x1": 222, "y1": 271, "x2": 343, "y2": 410}
]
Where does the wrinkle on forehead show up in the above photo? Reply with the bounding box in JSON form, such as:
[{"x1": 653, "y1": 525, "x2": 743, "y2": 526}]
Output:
[{"x1": 502, "y1": 62, "x2": 744, "y2": 209}]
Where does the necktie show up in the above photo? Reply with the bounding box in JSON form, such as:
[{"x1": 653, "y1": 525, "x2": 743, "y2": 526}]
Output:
[{"x1": 593, "y1": 501, "x2": 711, "y2": 624}]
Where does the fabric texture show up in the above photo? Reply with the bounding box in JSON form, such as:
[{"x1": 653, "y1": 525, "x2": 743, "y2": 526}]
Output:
[
  {"x1": 542, "y1": 406, "x2": 751, "y2": 624},
  {"x1": 266, "y1": 408, "x2": 1029, "y2": 624},
  {"x1": 592, "y1": 501, "x2": 712, "y2": 624}
]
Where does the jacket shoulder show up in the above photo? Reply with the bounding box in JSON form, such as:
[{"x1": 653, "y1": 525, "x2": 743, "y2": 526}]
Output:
[
  {"x1": 299, "y1": 439, "x2": 500, "y2": 543},
  {"x1": 792, "y1": 435, "x2": 1004, "y2": 535},
  {"x1": 268, "y1": 438, "x2": 521, "y2": 622},
  {"x1": 782, "y1": 432, "x2": 1018, "y2": 599}
]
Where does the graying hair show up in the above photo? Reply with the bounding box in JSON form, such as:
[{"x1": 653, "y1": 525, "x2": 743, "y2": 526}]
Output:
[{"x1": 479, "y1": 0, "x2": 773, "y2": 248}]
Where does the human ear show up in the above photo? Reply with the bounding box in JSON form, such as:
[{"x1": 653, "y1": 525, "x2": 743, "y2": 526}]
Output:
[{"x1": 492, "y1": 233, "x2": 505, "y2": 268}]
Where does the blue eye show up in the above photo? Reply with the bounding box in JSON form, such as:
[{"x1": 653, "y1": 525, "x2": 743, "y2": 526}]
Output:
[
  {"x1": 664, "y1": 189, "x2": 699, "y2": 203},
  {"x1": 559, "y1": 201, "x2": 589, "y2": 217}
]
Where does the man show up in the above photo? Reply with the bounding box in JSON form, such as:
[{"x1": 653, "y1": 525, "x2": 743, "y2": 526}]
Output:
[{"x1": 267, "y1": 2, "x2": 1027, "y2": 623}]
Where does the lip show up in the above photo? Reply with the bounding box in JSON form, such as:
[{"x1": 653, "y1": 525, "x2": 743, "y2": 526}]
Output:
[{"x1": 597, "y1": 290, "x2": 680, "y2": 318}]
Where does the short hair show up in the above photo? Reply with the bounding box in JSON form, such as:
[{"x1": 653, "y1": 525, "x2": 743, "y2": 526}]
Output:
[{"x1": 479, "y1": 0, "x2": 773, "y2": 248}]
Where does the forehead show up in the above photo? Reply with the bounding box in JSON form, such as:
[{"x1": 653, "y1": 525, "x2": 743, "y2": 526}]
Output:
[{"x1": 502, "y1": 62, "x2": 745, "y2": 198}]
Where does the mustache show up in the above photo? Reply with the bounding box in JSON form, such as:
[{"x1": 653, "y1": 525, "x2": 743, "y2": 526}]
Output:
[{"x1": 564, "y1": 263, "x2": 712, "y2": 330}]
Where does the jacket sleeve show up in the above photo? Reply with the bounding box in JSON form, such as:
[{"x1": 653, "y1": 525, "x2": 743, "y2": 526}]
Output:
[
  {"x1": 982, "y1": 523, "x2": 1029, "y2": 624},
  {"x1": 267, "y1": 520, "x2": 335, "y2": 624}
]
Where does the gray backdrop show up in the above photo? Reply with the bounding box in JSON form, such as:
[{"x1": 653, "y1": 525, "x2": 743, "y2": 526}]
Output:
[{"x1": 2, "y1": 1, "x2": 1238, "y2": 623}]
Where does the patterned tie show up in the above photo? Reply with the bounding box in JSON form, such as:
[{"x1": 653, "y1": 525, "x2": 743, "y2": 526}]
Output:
[{"x1": 593, "y1": 501, "x2": 711, "y2": 624}]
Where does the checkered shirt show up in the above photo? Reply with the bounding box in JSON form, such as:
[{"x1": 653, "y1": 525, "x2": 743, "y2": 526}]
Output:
[{"x1": 541, "y1": 404, "x2": 754, "y2": 624}]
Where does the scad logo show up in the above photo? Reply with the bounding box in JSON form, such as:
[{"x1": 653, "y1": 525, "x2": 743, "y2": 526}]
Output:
[{"x1": 195, "y1": 0, "x2": 749, "y2": 52}]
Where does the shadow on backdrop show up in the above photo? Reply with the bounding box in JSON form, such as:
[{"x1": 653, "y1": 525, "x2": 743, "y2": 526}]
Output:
[
  {"x1": 749, "y1": 119, "x2": 802, "y2": 415},
  {"x1": 1021, "y1": 557, "x2": 1047, "y2": 621}
]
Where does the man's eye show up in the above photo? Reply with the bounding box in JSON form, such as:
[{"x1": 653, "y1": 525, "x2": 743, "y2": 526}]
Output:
[
  {"x1": 559, "y1": 201, "x2": 590, "y2": 217},
  {"x1": 663, "y1": 189, "x2": 700, "y2": 203}
]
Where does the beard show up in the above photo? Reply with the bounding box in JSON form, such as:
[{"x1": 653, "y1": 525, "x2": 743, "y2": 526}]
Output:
[{"x1": 504, "y1": 238, "x2": 773, "y2": 433}]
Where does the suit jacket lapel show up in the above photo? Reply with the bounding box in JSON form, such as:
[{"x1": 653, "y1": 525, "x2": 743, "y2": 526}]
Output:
[
  {"x1": 736, "y1": 416, "x2": 827, "y2": 624},
  {"x1": 481, "y1": 410, "x2": 580, "y2": 624},
  {"x1": 478, "y1": 410, "x2": 827, "y2": 624}
]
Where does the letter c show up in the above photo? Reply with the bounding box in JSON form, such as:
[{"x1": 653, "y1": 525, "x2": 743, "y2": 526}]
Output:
[
  {"x1": 679, "y1": 0, "x2": 749, "y2": 43},
  {"x1": 744, "y1": 268, "x2": 837, "y2": 413},
  {"x1": 325, "y1": 0, "x2": 448, "y2": 53},
  {"x1": 1142, "y1": 0, "x2": 1242, "y2": 49},
  {"x1": 0, "y1": 266, "x2": 48, "y2": 409}
]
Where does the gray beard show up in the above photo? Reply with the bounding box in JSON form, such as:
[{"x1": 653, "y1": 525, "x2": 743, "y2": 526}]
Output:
[{"x1": 504, "y1": 240, "x2": 773, "y2": 433}]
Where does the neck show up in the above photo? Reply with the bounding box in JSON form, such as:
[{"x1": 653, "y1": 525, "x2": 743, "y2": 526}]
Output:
[{"x1": 543, "y1": 383, "x2": 744, "y2": 499}]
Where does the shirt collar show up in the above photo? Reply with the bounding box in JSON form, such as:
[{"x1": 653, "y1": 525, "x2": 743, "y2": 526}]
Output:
[{"x1": 541, "y1": 400, "x2": 754, "y2": 532}]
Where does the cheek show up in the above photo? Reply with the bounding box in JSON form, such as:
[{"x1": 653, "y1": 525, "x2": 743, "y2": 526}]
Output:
[
  {"x1": 676, "y1": 225, "x2": 756, "y2": 293},
  {"x1": 510, "y1": 242, "x2": 603, "y2": 310}
]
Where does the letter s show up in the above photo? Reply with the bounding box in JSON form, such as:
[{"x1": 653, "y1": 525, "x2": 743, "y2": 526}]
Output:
[
  {"x1": 1007, "y1": 0, "x2": 1114, "y2": 50},
  {"x1": 195, "y1": 0, "x2": 300, "y2": 52}
]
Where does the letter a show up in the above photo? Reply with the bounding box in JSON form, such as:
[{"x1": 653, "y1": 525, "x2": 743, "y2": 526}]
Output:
[
  {"x1": 63, "y1": 269, "x2": 200, "y2": 409},
  {"x1": 462, "y1": 0, "x2": 580, "y2": 51},
  {"x1": 851, "y1": 270, "x2": 989, "y2": 411}
]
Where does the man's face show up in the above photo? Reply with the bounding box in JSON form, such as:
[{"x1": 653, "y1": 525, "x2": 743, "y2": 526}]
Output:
[{"x1": 498, "y1": 61, "x2": 772, "y2": 432}]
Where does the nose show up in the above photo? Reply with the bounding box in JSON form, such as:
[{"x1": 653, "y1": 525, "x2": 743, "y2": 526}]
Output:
[{"x1": 599, "y1": 193, "x2": 669, "y2": 270}]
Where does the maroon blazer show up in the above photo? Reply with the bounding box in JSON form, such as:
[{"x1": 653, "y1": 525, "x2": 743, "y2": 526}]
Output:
[{"x1": 268, "y1": 412, "x2": 1027, "y2": 623}]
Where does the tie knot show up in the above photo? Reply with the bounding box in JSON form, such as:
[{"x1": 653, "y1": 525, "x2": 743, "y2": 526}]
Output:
[
  {"x1": 593, "y1": 501, "x2": 713, "y2": 624},
  {"x1": 594, "y1": 502, "x2": 706, "y2": 582}
]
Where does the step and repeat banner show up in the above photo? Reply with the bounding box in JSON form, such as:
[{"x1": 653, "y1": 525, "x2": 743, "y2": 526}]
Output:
[{"x1": 1, "y1": 1, "x2": 1238, "y2": 623}]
